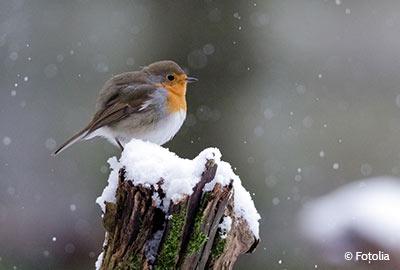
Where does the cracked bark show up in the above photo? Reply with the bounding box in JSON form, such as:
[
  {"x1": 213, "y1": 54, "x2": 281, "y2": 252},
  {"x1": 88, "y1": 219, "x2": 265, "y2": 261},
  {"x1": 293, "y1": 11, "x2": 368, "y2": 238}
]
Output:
[{"x1": 98, "y1": 159, "x2": 258, "y2": 270}]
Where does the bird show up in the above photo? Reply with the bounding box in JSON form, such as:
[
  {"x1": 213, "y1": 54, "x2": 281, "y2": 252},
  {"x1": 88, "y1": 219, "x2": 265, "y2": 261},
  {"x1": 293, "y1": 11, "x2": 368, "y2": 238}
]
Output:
[{"x1": 53, "y1": 60, "x2": 197, "y2": 156}]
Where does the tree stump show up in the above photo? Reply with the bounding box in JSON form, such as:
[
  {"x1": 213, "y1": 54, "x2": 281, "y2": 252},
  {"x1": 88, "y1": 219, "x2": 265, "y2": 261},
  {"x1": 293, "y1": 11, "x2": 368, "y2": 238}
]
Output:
[{"x1": 97, "y1": 159, "x2": 259, "y2": 270}]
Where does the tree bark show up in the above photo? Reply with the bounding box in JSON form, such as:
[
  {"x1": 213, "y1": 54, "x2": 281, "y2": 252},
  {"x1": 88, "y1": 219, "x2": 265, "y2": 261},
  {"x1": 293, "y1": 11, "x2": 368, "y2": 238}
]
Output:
[{"x1": 98, "y1": 159, "x2": 258, "y2": 270}]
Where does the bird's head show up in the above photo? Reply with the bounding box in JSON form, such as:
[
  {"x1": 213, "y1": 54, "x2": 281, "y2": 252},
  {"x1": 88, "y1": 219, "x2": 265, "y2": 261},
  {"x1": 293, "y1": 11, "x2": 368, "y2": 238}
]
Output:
[{"x1": 144, "y1": 60, "x2": 197, "y2": 96}]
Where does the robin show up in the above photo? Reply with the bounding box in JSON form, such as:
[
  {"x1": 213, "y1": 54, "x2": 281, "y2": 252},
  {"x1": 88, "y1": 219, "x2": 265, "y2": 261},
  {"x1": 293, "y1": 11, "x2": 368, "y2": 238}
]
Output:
[{"x1": 53, "y1": 60, "x2": 197, "y2": 155}]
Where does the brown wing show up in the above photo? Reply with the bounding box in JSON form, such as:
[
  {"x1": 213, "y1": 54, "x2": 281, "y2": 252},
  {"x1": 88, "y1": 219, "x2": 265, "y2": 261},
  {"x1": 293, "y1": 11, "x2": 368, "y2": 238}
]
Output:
[
  {"x1": 52, "y1": 84, "x2": 160, "y2": 156},
  {"x1": 86, "y1": 102, "x2": 131, "y2": 133},
  {"x1": 87, "y1": 84, "x2": 159, "y2": 133},
  {"x1": 95, "y1": 71, "x2": 148, "y2": 111}
]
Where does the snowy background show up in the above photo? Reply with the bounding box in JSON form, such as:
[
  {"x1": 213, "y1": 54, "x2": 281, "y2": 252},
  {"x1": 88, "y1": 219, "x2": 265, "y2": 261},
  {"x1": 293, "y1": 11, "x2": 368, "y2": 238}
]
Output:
[{"x1": 1, "y1": 0, "x2": 400, "y2": 269}]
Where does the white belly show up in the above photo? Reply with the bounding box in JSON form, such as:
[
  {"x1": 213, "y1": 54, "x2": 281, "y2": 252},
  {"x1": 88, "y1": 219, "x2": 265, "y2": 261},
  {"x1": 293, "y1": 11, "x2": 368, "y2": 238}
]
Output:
[{"x1": 92, "y1": 110, "x2": 186, "y2": 146}]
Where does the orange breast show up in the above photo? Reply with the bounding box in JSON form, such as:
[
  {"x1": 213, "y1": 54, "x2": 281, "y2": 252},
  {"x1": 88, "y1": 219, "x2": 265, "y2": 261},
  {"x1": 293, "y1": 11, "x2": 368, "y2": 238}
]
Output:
[{"x1": 164, "y1": 83, "x2": 187, "y2": 113}]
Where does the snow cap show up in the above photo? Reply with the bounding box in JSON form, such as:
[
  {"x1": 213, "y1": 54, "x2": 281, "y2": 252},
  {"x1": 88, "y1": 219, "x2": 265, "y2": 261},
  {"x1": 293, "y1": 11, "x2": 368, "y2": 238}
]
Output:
[{"x1": 96, "y1": 139, "x2": 260, "y2": 238}]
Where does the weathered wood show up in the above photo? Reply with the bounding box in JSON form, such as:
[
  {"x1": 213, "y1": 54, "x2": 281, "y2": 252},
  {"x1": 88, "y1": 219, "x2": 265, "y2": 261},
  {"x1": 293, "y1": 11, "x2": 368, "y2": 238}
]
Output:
[{"x1": 98, "y1": 159, "x2": 258, "y2": 270}]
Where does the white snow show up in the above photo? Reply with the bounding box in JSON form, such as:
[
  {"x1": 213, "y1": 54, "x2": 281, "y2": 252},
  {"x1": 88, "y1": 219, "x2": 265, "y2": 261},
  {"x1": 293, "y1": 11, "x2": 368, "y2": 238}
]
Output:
[
  {"x1": 95, "y1": 157, "x2": 122, "y2": 212},
  {"x1": 95, "y1": 251, "x2": 104, "y2": 270},
  {"x1": 95, "y1": 233, "x2": 108, "y2": 270},
  {"x1": 218, "y1": 216, "x2": 232, "y2": 239},
  {"x1": 299, "y1": 177, "x2": 400, "y2": 256},
  {"x1": 96, "y1": 139, "x2": 260, "y2": 238}
]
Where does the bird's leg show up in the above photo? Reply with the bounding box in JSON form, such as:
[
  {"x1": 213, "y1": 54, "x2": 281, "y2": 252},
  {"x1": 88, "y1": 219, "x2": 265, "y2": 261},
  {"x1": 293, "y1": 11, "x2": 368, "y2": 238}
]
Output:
[{"x1": 115, "y1": 138, "x2": 124, "y2": 151}]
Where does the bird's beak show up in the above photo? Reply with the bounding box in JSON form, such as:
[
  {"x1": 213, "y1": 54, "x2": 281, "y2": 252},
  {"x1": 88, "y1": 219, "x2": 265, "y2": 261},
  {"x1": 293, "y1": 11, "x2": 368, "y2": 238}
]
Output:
[{"x1": 186, "y1": 76, "x2": 198, "y2": 83}]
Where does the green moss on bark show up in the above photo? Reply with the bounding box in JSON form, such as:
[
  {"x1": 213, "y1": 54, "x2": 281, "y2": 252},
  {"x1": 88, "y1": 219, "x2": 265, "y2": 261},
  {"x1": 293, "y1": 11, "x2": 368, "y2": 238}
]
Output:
[
  {"x1": 187, "y1": 192, "x2": 211, "y2": 254},
  {"x1": 211, "y1": 234, "x2": 226, "y2": 259},
  {"x1": 156, "y1": 207, "x2": 187, "y2": 270},
  {"x1": 187, "y1": 212, "x2": 208, "y2": 254}
]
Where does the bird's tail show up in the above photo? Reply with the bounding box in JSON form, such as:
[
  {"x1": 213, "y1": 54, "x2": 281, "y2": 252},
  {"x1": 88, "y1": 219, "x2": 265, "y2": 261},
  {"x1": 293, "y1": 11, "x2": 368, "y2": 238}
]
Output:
[{"x1": 52, "y1": 128, "x2": 89, "y2": 156}]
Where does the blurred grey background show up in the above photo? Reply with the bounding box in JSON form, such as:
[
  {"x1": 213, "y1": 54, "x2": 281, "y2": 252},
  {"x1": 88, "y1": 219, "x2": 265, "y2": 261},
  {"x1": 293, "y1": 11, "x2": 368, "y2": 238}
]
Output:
[{"x1": 1, "y1": 0, "x2": 400, "y2": 269}]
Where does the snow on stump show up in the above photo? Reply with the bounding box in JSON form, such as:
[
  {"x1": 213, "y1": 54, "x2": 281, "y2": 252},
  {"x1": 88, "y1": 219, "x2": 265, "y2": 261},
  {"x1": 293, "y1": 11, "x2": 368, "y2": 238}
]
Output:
[{"x1": 95, "y1": 139, "x2": 260, "y2": 270}]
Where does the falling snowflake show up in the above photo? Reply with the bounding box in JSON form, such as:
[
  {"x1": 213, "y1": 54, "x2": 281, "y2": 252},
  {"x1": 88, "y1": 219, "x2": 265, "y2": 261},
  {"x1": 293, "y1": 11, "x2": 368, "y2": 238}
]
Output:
[
  {"x1": 333, "y1": 163, "x2": 339, "y2": 170},
  {"x1": 233, "y1": 12, "x2": 241, "y2": 20},
  {"x1": 272, "y1": 197, "x2": 280, "y2": 205},
  {"x1": 3, "y1": 137, "x2": 11, "y2": 146},
  {"x1": 45, "y1": 138, "x2": 57, "y2": 150}
]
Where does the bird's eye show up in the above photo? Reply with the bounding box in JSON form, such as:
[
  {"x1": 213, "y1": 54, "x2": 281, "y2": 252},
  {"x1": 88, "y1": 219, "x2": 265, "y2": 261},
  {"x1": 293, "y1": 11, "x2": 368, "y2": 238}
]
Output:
[{"x1": 167, "y1": 74, "x2": 175, "y2": 81}]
